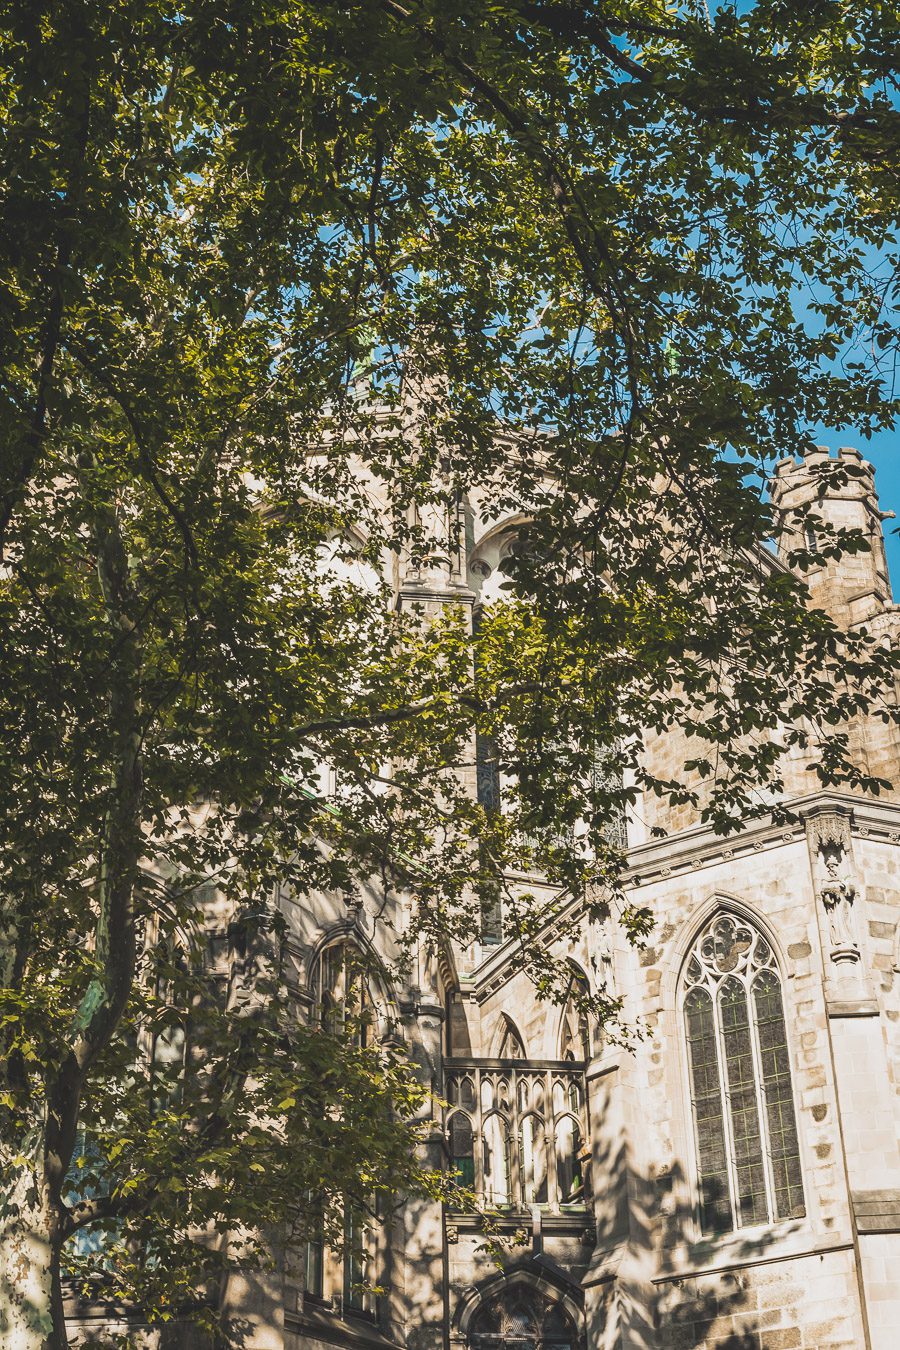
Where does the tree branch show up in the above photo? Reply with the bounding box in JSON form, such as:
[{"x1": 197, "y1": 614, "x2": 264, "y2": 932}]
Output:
[
  {"x1": 44, "y1": 461, "x2": 144, "y2": 1198},
  {"x1": 293, "y1": 680, "x2": 560, "y2": 739},
  {"x1": 0, "y1": 23, "x2": 93, "y2": 556}
]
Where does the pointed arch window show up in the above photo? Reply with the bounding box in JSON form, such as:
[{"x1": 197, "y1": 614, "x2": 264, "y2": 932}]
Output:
[
  {"x1": 313, "y1": 940, "x2": 377, "y2": 1045},
  {"x1": 449, "y1": 1111, "x2": 476, "y2": 1188},
  {"x1": 482, "y1": 1112, "x2": 511, "y2": 1206},
  {"x1": 497, "y1": 1018, "x2": 526, "y2": 1060},
  {"x1": 682, "y1": 913, "x2": 805, "y2": 1235},
  {"x1": 306, "y1": 942, "x2": 386, "y2": 1315},
  {"x1": 559, "y1": 968, "x2": 591, "y2": 1062},
  {"x1": 469, "y1": 1286, "x2": 576, "y2": 1350}
]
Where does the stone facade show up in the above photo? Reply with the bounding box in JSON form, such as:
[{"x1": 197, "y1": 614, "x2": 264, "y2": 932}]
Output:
[{"x1": 70, "y1": 447, "x2": 900, "y2": 1350}]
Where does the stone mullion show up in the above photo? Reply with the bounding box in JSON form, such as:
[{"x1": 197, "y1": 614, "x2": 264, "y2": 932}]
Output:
[
  {"x1": 473, "y1": 1065, "x2": 485, "y2": 1196},
  {"x1": 545, "y1": 1066, "x2": 559, "y2": 1213},
  {"x1": 745, "y1": 969, "x2": 779, "y2": 1225},
  {"x1": 711, "y1": 977, "x2": 742, "y2": 1229},
  {"x1": 509, "y1": 1065, "x2": 523, "y2": 1209}
]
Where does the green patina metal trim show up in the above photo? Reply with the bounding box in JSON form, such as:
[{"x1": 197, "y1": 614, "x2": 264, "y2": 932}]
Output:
[{"x1": 74, "y1": 978, "x2": 107, "y2": 1030}]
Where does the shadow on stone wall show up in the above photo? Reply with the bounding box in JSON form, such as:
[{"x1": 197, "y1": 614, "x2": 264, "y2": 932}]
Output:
[{"x1": 589, "y1": 1129, "x2": 793, "y2": 1350}]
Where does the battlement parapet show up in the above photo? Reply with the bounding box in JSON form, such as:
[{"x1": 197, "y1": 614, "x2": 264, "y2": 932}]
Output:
[{"x1": 771, "y1": 445, "x2": 877, "y2": 506}]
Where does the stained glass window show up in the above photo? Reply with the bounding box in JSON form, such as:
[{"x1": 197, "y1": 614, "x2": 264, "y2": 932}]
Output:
[
  {"x1": 450, "y1": 1111, "x2": 476, "y2": 1187},
  {"x1": 682, "y1": 914, "x2": 805, "y2": 1234},
  {"x1": 476, "y1": 732, "x2": 502, "y2": 815},
  {"x1": 754, "y1": 969, "x2": 806, "y2": 1221},
  {"x1": 314, "y1": 941, "x2": 374, "y2": 1044}
]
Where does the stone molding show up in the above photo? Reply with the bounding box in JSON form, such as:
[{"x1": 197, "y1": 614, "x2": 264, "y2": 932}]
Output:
[
  {"x1": 285, "y1": 1303, "x2": 401, "y2": 1349},
  {"x1": 463, "y1": 790, "x2": 900, "y2": 997},
  {"x1": 826, "y1": 997, "x2": 880, "y2": 1017},
  {"x1": 624, "y1": 791, "x2": 900, "y2": 888},
  {"x1": 647, "y1": 1234, "x2": 854, "y2": 1286},
  {"x1": 852, "y1": 1189, "x2": 900, "y2": 1234}
]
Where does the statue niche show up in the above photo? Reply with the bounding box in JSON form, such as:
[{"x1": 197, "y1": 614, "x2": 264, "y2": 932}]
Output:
[
  {"x1": 819, "y1": 839, "x2": 858, "y2": 959},
  {"x1": 806, "y1": 811, "x2": 860, "y2": 966}
]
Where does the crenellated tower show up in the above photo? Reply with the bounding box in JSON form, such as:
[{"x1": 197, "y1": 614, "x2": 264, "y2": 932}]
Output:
[
  {"x1": 771, "y1": 444, "x2": 894, "y2": 625},
  {"x1": 771, "y1": 445, "x2": 900, "y2": 798}
]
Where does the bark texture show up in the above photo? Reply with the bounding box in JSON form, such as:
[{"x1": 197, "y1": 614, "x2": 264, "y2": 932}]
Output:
[{"x1": 0, "y1": 1165, "x2": 63, "y2": 1350}]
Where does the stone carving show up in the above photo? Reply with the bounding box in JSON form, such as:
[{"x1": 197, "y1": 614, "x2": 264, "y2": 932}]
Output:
[
  {"x1": 806, "y1": 811, "x2": 859, "y2": 965},
  {"x1": 819, "y1": 850, "x2": 858, "y2": 956}
]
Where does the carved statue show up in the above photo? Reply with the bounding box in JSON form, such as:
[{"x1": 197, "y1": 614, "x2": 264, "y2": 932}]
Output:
[
  {"x1": 818, "y1": 841, "x2": 858, "y2": 953},
  {"x1": 804, "y1": 809, "x2": 861, "y2": 966}
]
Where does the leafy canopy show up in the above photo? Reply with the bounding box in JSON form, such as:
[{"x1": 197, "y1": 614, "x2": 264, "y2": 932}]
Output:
[{"x1": 1, "y1": 0, "x2": 899, "y2": 1337}]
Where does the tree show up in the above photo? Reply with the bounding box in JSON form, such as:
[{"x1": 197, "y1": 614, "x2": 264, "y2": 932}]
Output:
[{"x1": 1, "y1": 1, "x2": 899, "y2": 1345}]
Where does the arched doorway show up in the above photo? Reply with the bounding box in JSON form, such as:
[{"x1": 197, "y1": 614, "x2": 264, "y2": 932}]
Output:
[{"x1": 469, "y1": 1286, "x2": 576, "y2": 1350}]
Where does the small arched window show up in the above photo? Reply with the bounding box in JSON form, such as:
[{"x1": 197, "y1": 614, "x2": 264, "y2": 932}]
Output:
[
  {"x1": 519, "y1": 1113, "x2": 548, "y2": 1205},
  {"x1": 559, "y1": 968, "x2": 591, "y2": 1062},
  {"x1": 482, "y1": 1113, "x2": 511, "y2": 1207},
  {"x1": 449, "y1": 1111, "x2": 475, "y2": 1187},
  {"x1": 682, "y1": 913, "x2": 805, "y2": 1234},
  {"x1": 496, "y1": 1018, "x2": 526, "y2": 1060},
  {"x1": 313, "y1": 940, "x2": 375, "y2": 1045},
  {"x1": 554, "y1": 1114, "x2": 583, "y2": 1204}
]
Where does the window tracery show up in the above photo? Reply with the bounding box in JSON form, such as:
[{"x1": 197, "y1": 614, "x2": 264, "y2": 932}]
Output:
[
  {"x1": 469, "y1": 1287, "x2": 576, "y2": 1350},
  {"x1": 559, "y1": 969, "x2": 591, "y2": 1062},
  {"x1": 446, "y1": 1063, "x2": 586, "y2": 1211},
  {"x1": 682, "y1": 912, "x2": 805, "y2": 1234},
  {"x1": 497, "y1": 1018, "x2": 526, "y2": 1060}
]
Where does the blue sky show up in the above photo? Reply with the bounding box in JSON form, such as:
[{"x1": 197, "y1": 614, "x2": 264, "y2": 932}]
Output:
[{"x1": 710, "y1": 0, "x2": 900, "y2": 584}]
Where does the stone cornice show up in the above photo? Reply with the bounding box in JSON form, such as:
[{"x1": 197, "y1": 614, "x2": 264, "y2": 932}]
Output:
[
  {"x1": 462, "y1": 791, "x2": 900, "y2": 998},
  {"x1": 463, "y1": 889, "x2": 586, "y2": 1004},
  {"x1": 623, "y1": 790, "x2": 900, "y2": 889}
]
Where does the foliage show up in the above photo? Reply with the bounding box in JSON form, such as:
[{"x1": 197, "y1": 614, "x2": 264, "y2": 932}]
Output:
[{"x1": 1, "y1": 0, "x2": 899, "y2": 1342}]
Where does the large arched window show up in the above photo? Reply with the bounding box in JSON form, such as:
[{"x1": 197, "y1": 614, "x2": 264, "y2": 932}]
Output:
[
  {"x1": 306, "y1": 939, "x2": 387, "y2": 1314},
  {"x1": 682, "y1": 913, "x2": 805, "y2": 1235},
  {"x1": 469, "y1": 1287, "x2": 576, "y2": 1350}
]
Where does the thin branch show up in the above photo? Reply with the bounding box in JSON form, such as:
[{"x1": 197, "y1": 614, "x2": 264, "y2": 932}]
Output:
[
  {"x1": 293, "y1": 680, "x2": 561, "y2": 739},
  {"x1": 0, "y1": 42, "x2": 93, "y2": 556},
  {"x1": 64, "y1": 341, "x2": 200, "y2": 572}
]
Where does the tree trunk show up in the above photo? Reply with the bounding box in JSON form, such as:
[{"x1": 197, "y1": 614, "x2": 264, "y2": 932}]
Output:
[{"x1": 0, "y1": 1161, "x2": 67, "y2": 1350}]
